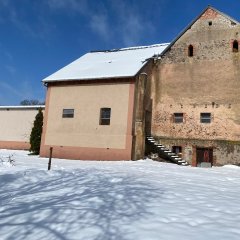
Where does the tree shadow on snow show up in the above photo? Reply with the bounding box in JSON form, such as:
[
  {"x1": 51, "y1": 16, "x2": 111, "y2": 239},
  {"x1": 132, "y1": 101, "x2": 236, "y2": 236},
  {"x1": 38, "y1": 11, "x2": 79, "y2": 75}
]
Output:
[{"x1": 0, "y1": 168, "x2": 164, "y2": 240}]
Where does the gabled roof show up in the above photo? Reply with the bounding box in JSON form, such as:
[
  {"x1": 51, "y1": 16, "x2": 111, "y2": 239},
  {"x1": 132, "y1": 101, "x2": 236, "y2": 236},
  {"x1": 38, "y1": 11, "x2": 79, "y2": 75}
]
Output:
[
  {"x1": 159, "y1": 6, "x2": 239, "y2": 57},
  {"x1": 43, "y1": 43, "x2": 169, "y2": 83}
]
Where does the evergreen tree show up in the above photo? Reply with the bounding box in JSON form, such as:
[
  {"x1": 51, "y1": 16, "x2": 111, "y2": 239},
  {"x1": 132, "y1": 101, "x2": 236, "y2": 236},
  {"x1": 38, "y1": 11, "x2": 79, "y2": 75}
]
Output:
[{"x1": 30, "y1": 108, "x2": 43, "y2": 154}]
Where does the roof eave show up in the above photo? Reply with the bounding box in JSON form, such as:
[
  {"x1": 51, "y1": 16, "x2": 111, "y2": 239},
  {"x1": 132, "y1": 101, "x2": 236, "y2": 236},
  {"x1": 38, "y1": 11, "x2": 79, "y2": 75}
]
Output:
[{"x1": 42, "y1": 75, "x2": 137, "y2": 84}]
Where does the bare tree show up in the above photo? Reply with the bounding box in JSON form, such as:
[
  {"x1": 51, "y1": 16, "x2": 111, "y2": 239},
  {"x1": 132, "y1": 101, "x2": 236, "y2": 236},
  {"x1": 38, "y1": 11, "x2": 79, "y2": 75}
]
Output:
[{"x1": 20, "y1": 99, "x2": 45, "y2": 105}]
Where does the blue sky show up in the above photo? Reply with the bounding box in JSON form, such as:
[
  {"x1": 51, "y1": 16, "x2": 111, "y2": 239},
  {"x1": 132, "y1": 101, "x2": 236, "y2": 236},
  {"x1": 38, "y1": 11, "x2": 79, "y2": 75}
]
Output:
[{"x1": 0, "y1": 0, "x2": 239, "y2": 105}]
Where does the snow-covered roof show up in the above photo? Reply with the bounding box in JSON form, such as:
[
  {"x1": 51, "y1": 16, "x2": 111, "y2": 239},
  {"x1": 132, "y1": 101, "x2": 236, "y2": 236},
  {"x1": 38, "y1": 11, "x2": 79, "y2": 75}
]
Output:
[
  {"x1": 0, "y1": 105, "x2": 45, "y2": 110},
  {"x1": 43, "y1": 43, "x2": 169, "y2": 83}
]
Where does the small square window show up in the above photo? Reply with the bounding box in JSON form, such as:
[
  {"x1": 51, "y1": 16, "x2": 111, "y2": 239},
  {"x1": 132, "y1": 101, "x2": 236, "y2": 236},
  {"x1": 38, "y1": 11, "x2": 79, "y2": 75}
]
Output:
[
  {"x1": 208, "y1": 21, "x2": 212, "y2": 26},
  {"x1": 173, "y1": 113, "x2": 184, "y2": 123},
  {"x1": 200, "y1": 113, "x2": 211, "y2": 123},
  {"x1": 62, "y1": 109, "x2": 74, "y2": 118},
  {"x1": 172, "y1": 146, "x2": 182, "y2": 154},
  {"x1": 100, "y1": 108, "x2": 111, "y2": 125}
]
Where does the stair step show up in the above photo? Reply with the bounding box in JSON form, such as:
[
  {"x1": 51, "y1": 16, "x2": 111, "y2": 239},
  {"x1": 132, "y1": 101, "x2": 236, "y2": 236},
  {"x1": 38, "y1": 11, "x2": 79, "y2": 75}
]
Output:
[
  {"x1": 146, "y1": 136, "x2": 189, "y2": 167},
  {"x1": 177, "y1": 160, "x2": 186, "y2": 163}
]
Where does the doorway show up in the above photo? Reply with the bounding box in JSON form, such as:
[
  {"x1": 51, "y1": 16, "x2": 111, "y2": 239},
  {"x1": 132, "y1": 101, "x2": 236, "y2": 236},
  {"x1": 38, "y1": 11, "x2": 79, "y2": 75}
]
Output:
[{"x1": 196, "y1": 147, "x2": 213, "y2": 167}]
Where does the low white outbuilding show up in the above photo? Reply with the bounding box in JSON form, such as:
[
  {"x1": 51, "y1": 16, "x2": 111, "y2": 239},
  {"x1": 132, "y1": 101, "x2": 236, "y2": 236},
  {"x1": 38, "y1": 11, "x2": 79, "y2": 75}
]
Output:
[{"x1": 0, "y1": 105, "x2": 45, "y2": 150}]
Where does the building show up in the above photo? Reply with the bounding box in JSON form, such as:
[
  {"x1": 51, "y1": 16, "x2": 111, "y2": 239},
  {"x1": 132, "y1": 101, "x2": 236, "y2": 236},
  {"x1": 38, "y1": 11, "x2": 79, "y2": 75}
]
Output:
[
  {"x1": 40, "y1": 6, "x2": 240, "y2": 166},
  {"x1": 150, "y1": 6, "x2": 240, "y2": 166},
  {"x1": 40, "y1": 44, "x2": 168, "y2": 160},
  {"x1": 0, "y1": 106, "x2": 45, "y2": 150}
]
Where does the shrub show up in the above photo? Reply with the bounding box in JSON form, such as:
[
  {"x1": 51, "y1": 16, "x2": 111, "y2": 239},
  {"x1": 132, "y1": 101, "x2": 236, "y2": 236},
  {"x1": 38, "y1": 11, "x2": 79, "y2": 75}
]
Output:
[{"x1": 30, "y1": 108, "x2": 43, "y2": 155}]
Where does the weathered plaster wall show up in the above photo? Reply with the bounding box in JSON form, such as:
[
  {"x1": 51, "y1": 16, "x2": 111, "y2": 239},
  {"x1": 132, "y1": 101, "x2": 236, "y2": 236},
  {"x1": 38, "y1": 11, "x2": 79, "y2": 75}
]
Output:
[
  {"x1": 151, "y1": 8, "x2": 240, "y2": 165},
  {"x1": 155, "y1": 137, "x2": 240, "y2": 166}
]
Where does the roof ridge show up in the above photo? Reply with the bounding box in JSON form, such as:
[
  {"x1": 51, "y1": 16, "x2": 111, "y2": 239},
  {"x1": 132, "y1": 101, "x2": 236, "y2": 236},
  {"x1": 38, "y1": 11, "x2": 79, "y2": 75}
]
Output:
[
  {"x1": 90, "y1": 43, "x2": 169, "y2": 53},
  {"x1": 119, "y1": 43, "x2": 169, "y2": 51}
]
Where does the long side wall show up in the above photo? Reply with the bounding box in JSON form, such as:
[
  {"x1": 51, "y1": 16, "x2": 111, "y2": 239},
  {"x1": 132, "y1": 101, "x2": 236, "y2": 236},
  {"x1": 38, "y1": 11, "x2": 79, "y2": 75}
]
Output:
[
  {"x1": 156, "y1": 138, "x2": 240, "y2": 166},
  {"x1": 40, "y1": 80, "x2": 135, "y2": 160},
  {"x1": 0, "y1": 107, "x2": 44, "y2": 150}
]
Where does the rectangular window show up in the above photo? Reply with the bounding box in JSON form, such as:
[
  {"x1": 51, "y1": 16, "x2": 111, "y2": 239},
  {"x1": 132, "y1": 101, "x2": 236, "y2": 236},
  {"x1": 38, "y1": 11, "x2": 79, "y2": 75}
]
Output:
[
  {"x1": 172, "y1": 146, "x2": 182, "y2": 154},
  {"x1": 62, "y1": 109, "x2": 74, "y2": 118},
  {"x1": 200, "y1": 113, "x2": 211, "y2": 123},
  {"x1": 100, "y1": 108, "x2": 111, "y2": 125},
  {"x1": 173, "y1": 113, "x2": 184, "y2": 123},
  {"x1": 172, "y1": 146, "x2": 183, "y2": 157}
]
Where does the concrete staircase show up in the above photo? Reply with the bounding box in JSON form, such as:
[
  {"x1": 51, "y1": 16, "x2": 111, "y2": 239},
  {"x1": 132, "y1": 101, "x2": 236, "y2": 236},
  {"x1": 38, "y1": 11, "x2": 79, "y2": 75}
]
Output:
[{"x1": 146, "y1": 136, "x2": 189, "y2": 166}]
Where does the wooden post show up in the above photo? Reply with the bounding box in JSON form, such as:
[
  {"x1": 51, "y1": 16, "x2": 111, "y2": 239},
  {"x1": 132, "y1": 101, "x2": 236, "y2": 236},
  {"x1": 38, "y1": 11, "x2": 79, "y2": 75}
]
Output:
[{"x1": 48, "y1": 147, "x2": 53, "y2": 170}]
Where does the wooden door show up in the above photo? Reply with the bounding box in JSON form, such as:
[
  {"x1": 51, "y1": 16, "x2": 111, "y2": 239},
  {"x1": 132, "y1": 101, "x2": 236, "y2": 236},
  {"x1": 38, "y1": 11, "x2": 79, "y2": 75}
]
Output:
[{"x1": 196, "y1": 148, "x2": 213, "y2": 167}]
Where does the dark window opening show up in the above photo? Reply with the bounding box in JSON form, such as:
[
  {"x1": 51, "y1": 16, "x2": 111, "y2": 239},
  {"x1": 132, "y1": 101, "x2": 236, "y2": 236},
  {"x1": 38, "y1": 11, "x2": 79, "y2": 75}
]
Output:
[
  {"x1": 233, "y1": 40, "x2": 238, "y2": 52},
  {"x1": 173, "y1": 113, "x2": 184, "y2": 123},
  {"x1": 200, "y1": 113, "x2": 211, "y2": 123},
  {"x1": 172, "y1": 146, "x2": 182, "y2": 155},
  {"x1": 188, "y1": 45, "x2": 194, "y2": 57},
  {"x1": 196, "y1": 148, "x2": 213, "y2": 167},
  {"x1": 208, "y1": 21, "x2": 212, "y2": 26},
  {"x1": 62, "y1": 109, "x2": 74, "y2": 118},
  {"x1": 100, "y1": 108, "x2": 111, "y2": 125}
]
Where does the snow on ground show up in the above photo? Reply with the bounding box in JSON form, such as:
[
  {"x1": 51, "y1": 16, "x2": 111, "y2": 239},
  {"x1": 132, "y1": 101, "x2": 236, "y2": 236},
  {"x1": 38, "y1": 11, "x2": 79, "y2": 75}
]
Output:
[{"x1": 0, "y1": 150, "x2": 240, "y2": 240}]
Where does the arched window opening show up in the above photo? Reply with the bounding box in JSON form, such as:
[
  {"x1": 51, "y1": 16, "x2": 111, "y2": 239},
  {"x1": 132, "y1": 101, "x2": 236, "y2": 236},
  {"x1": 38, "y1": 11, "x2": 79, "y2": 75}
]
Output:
[
  {"x1": 233, "y1": 40, "x2": 238, "y2": 52},
  {"x1": 188, "y1": 45, "x2": 194, "y2": 57}
]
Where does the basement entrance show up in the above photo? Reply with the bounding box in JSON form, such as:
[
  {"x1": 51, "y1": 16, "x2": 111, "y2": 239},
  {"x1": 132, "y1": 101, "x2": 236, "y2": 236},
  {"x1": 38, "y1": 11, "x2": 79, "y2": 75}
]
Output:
[{"x1": 196, "y1": 147, "x2": 213, "y2": 167}]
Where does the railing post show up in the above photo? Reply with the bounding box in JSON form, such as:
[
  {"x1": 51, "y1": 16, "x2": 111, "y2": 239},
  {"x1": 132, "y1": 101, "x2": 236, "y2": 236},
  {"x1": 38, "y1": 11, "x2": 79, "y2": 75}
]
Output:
[{"x1": 48, "y1": 147, "x2": 53, "y2": 171}]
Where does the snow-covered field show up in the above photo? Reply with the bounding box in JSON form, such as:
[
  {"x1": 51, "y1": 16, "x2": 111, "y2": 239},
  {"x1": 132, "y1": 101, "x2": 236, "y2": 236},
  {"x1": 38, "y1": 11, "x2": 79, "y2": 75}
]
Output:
[{"x1": 0, "y1": 150, "x2": 240, "y2": 240}]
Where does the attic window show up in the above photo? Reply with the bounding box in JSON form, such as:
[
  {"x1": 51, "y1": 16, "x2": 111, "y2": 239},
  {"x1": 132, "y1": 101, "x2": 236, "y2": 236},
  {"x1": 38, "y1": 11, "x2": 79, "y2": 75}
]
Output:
[
  {"x1": 208, "y1": 21, "x2": 212, "y2": 26},
  {"x1": 188, "y1": 45, "x2": 194, "y2": 57},
  {"x1": 233, "y1": 40, "x2": 238, "y2": 52}
]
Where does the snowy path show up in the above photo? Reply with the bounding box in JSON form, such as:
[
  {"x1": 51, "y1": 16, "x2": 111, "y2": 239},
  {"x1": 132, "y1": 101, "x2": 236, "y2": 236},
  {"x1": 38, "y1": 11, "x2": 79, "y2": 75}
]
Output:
[{"x1": 0, "y1": 150, "x2": 240, "y2": 240}]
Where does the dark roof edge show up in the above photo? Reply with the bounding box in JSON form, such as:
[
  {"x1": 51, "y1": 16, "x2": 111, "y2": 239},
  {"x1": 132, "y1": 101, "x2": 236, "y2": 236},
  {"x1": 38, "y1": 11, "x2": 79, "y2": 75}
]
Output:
[
  {"x1": 42, "y1": 75, "x2": 136, "y2": 84},
  {"x1": 158, "y1": 5, "x2": 239, "y2": 57},
  {"x1": 211, "y1": 6, "x2": 239, "y2": 24}
]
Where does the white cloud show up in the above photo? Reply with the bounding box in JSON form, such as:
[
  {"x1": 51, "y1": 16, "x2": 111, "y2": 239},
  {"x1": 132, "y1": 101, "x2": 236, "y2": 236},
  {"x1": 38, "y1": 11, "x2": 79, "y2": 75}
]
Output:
[
  {"x1": 0, "y1": 0, "x2": 55, "y2": 40},
  {"x1": 89, "y1": 14, "x2": 111, "y2": 41},
  {"x1": 4, "y1": 65, "x2": 16, "y2": 75},
  {"x1": 110, "y1": 1, "x2": 156, "y2": 46},
  {"x1": 47, "y1": 0, "x2": 88, "y2": 15},
  {"x1": 0, "y1": 80, "x2": 45, "y2": 105},
  {"x1": 0, "y1": 81, "x2": 24, "y2": 98}
]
